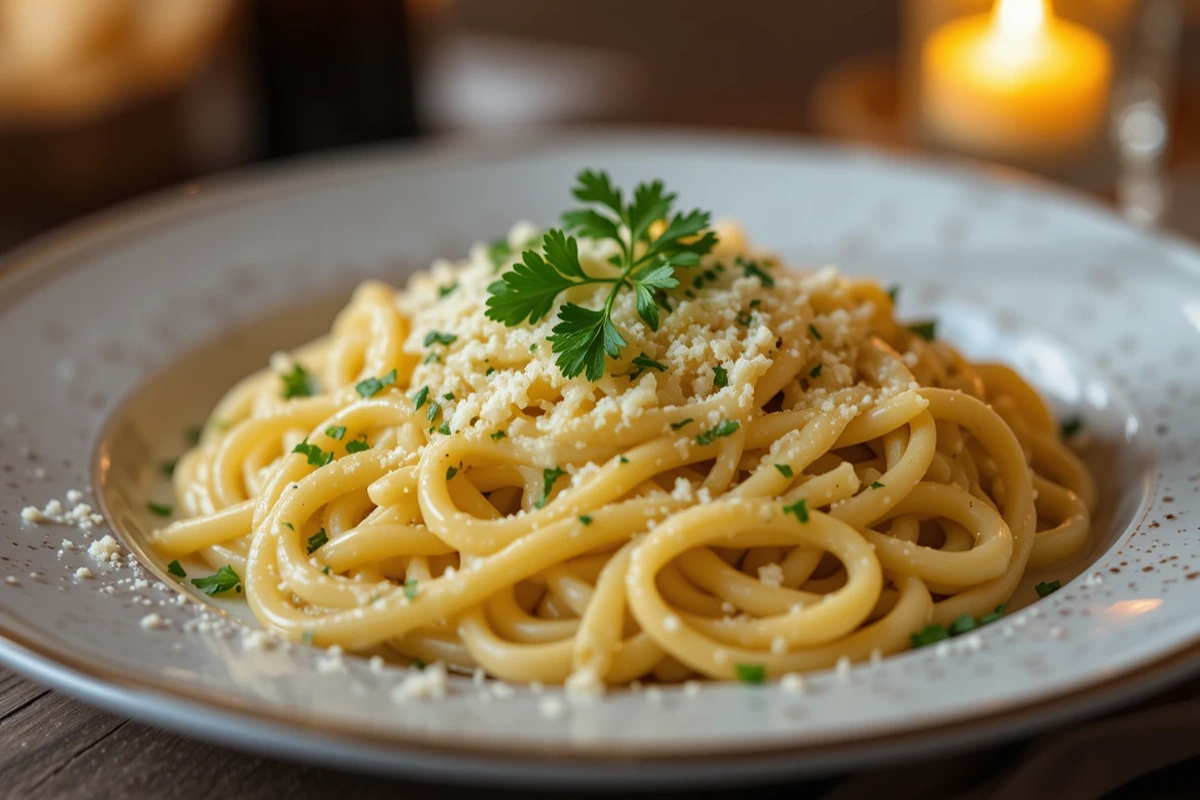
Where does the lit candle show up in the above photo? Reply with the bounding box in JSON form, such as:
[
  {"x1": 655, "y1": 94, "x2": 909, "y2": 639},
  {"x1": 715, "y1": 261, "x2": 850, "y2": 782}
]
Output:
[{"x1": 920, "y1": 0, "x2": 1112, "y2": 164}]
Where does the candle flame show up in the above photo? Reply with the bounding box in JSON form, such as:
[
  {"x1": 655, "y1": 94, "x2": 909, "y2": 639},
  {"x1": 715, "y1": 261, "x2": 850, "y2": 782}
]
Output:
[{"x1": 994, "y1": 0, "x2": 1050, "y2": 37}]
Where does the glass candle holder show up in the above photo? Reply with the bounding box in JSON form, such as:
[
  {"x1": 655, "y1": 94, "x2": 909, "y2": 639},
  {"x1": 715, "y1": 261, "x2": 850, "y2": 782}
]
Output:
[{"x1": 902, "y1": 0, "x2": 1182, "y2": 194}]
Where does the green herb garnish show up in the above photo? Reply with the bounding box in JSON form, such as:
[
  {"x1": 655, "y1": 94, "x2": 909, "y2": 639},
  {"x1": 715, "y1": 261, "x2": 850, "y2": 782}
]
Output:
[
  {"x1": 356, "y1": 369, "x2": 397, "y2": 399},
  {"x1": 809, "y1": 364, "x2": 823, "y2": 379},
  {"x1": 740, "y1": 257, "x2": 774, "y2": 289},
  {"x1": 871, "y1": 481, "x2": 885, "y2": 489},
  {"x1": 191, "y1": 565, "x2": 242, "y2": 596},
  {"x1": 1035, "y1": 580, "x2": 1062, "y2": 598},
  {"x1": 696, "y1": 420, "x2": 739, "y2": 446},
  {"x1": 437, "y1": 421, "x2": 451, "y2": 436},
  {"x1": 325, "y1": 425, "x2": 347, "y2": 440},
  {"x1": 147, "y1": 501, "x2": 173, "y2": 517},
  {"x1": 446, "y1": 466, "x2": 458, "y2": 480},
  {"x1": 535, "y1": 467, "x2": 567, "y2": 508},
  {"x1": 412, "y1": 386, "x2": 429, "y2": 411},
  {"x1": 808, "y1": 323, "x2": 822, "y2": 341},
  {"x1": 423, "y1": 353, "x2": 441, "y2": 365},
  {"x1": 167, "y1": 560, "x2": 186, "y2": 578},
  {"x1": 1060, "y1": 417, "x2": 1083, "y2": 438},
  {"x1": 404, "y1": 578, "x2": 419, "y2": 600},
  {"x1": 292, "y1": 438, "x2": 333, "y2": 467},
  {"x1": 713, "y1": 366, "x2": 729, "y2": 388},
  {"x1": 908, "y1": 320, "x2": 937, "y2": 341},
  {"x1": 281, "y1": 363, "x2": 316, "y2": 399},
  {"x1": 345, "y1": 435, "x2": 370, "y2": 454},
  {"x1": 782, "y1": 498, "x2": 809, "y2": 523},
  {"x1": 307, "y1": 528, "x2": 328, "y2": 554},
  {"x1": 671, "y1": 418, "x2": 693, "y2": 430},
  {"x1": 774, "y1": 464, "x2": 794, "y2": 478},
  {"x1": 490, "y1": 430, "x2": 507, "y2": 441},
  {"x1": 735, "y1": 663, "x2": 766, "y2": 684},
  {"x1": 438, "y1": 282, "x2": 459, "y2": 299},
  {"x1": 485, "y1": 170, "x2": 717, "y2": 380},
  {"x1": 579, "y1": 515, "x2": 593, "y2": 525},
  {"x1": 424, "y1": 331, "x2": 457, "y2": 347},
  {"x1": 629, "y1": 352, "x2": 667, "y2": 378},
  {"x1": 159, "y1": 460, "x2": 177, "y2": 478},
  {"x1": 184, "y1": 425, "x2": 202, "y2": 447},
  {"x1": 488, "y1": 238, "x2": 513, "y2": 267},
  {"x1": 910, "y1": 624, "x2": 949, "y2": 649}
]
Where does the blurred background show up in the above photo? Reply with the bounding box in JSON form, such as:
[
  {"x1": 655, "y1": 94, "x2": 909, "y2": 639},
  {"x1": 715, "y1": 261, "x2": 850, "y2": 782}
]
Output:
[{"x1": 2, "y1": 0, "x2": 1200, "y2": 255}]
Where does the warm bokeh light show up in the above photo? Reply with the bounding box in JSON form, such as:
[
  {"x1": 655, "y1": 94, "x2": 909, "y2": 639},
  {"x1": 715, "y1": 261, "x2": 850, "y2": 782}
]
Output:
[
  {"x1": 1104, "y1": 599, "x2": 1164, "y2": 618},
  {"x1": 994, "y1": 0, "x2": 1048, "y2": 39}
]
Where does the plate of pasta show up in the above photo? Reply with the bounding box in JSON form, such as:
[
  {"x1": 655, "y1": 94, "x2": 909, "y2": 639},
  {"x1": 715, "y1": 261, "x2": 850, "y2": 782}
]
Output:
[{"x1": 0, "y1": 130, "x2": 1195, "y2": 787}]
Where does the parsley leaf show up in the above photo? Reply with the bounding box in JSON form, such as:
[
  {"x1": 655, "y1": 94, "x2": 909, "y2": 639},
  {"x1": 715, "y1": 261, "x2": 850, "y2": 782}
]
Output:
[
  {"x1": 908, "y1": 320, "x2": 937, "y2": 341},
  {"x1": 948, "y1": 614, "x2": 977, "y2": 636},
  {"x1": 696, "y1": 420, "x2": 739, "y2": 446},
  {"x1": 1035, "y1": 580, "x2": 1062, "y2": 597},
  {"x1": 281, "y1": 363, "x2": 316, "y2": 399},
  {"x1": 325, "y1": 425, "x2": 346, "y2": 440},
  {"x1": 809, "y1": 363, "x2": 823, "y2": 379},
  {"x1": 356, "y1": 369, "x2": 397, "y2": 398},
  {"x1": 783, "y1": 498, "x2": 809, "y2": 523},
  {"x1": 191, "y1": 565, "x2": 242, "y2": 596},
  {"x1": 774, "y1": 464, "x2": 793, "y2": 478},
  {"x1": 159, "y1": 460, "x2": 177, "y2": 478},
  {"x1": 438, "y1": 282, "x2": 458, "y2": 299},
  {"x1": 424, "y1": 331, "x2": 457, "y2": 347},
  {"x1": 307, "y1": 528, "x2": 328, "y2": 554},
  {"x1": 487, "y1": 171, "x2": 717, "y2": 380},
  {"x1": 345, "y1": 435, "x2": 370, "y2": 454},
  {"x1": 671, "y1": 418, "x2": 693, "y2": 430},
  {"x1": 293, "y1": 439, "x2": 333, "y2": 467},
  {"x1": 412, "y1": 386, "x2": 429, "y2": 411},
  {"x1": 1060, "y1": 417, "x2": 1083, "y2": 438},
  {"x1": 735, "y1": 663, "x2": 766, "y2": 684},
  {"x1": 490, "y1": 430, "x2": 507, "y2": 441},
  {"x1": 489, "y1": 238, "x2": 513, "y2": 267},
  {"x1": 446, "y1": 466, "x2": 458, "y2": 480},
  {"x1": 167, "y1": 560, "x2": 186, "y2": 578},
  {"x1": 629, "y1": 352, "x2": 667, "y2": 378},
  {"x1": 979, "y1": 604, "x2": 1007, "y2": 625},
  {"x1": 808, "y1": 323, "x2": 822, "y2": 341},
  {"x1": 534, "y1": 467, "x2": 567, "y2": 509},
  {"x1": 713, "y1": 365, "x2": 729, "y2": 388},
  {"x1": 147, "y1": 501, "x2": 173, "y2": 517},
  {"x1": 871, "y1": 481, "x2": 885, "y2": 489},
  {"x1": 579, "y1": 515, "x2": 593, "y2": 525},
  {"x1": 437, "y1": 421, "x2": 451, "y2": 435},
  {"x1": 404, "y1": 578, "x2": 419, "y2": 600}
]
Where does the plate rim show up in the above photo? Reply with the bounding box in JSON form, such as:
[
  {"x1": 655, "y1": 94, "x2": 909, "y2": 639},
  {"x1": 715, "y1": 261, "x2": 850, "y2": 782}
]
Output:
[{"x1": 1, "y1": 126, "x2": 1198, "y2": 784}]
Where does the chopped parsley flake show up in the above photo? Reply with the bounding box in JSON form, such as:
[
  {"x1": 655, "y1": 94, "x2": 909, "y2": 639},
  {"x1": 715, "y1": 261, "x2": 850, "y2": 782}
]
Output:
[
  {"x1": 437, "y1": 281, "x2": 458, "y2": 299},
  {"x1": 280, "y1": 363, "x2": 316, "y2": 399},
  {"x1": 735, "y1": 662, "x2": 766, "y2": 684},
  {"x1": 808, "y1": 323, "x2": 822, "y2": 341},
  {"x1": 535, "y1": 467, "x2": 567, "y2": 508},
  {"x1": 424, "y1": 331, "x2": 457, "y2": 347},
  {"x1": 437, "y1": 421, "x2": 451, "y2": 435},
  {"x1": 356, "y1": 369, "x2": 397, "y2": 398},
  {"x1": 908, "y1": 320, "x2": 937, "y2": 341},
  {"x1": 736, "y1": 313, "x2": 753, "y2": 326},
  {"x1": 912, "y1": 604, "x2": 1006, "y2": 648},
  {"x1": 490, "y1": 430, "x2": 507, "y2": 441},
  {"x1": 782, "y1": 498, "x2": 809, "y2": 523},
  {"x1": 412, "y1": 386, "x2": 429, "y2": 411},
  {"x1": 167, "y1": 560, "x2": 186, "y2": 578},
  {"x1": 774, "y1": 464, "x2": 794, "y2": 478},
  {"x1": 411, "y1": 658, "x2": 426, "y2": 670},
  {"x1": 325, "y1": 425, "x2": 347, "y2": 440},
  {"x1": 159, "y1": 460, "x2": 177, "y2": 478},
  {"x1": 293, "y1": 438, "x2": 333, "y2": 467},
  {"x1": 887, "y1": 285, "x2": 899, "y2": 303},
  {"x1": 280, "y1": 522, "x2": 293, "y2": 530},
  {"x1": 871, "y1": 481, "x2": 885, "y2": 489},
  {"x1": 1060, "y1": 417, "x2": 1083, "y2": 438},
  {"x1": 671, "y1": 418, "x2": 693, "y2": 430},
  {"x1": 191, "y1": 565, "x2": 242, "y2": 596},
  {"x1": 696, "y1": 419, "x2": 739, "y2": 446},
  {"x1": 488, "y1": 238, "x2": 513, "y2": 267},
  {"x1": 423, "y1": 353, "x2": 441, "y2": 365},
  {"x1": 740, "y1": 257, "x2": 774, "y2": 288},
  {"x1": 307, "y1": 528, "x2": 328, "y2": 554},
  {"x1": 619, "y1": 455, "x2": 630, "y2": 464},
  {"x1": 404, "y1": 578, "x2": 419, "y2": 600},
  {"x1": 485, "y1": 366, "x2": 496, "y2": 376},
  {"x1": 323, "y1": 566, "x2": 331, "y2": 575},
  {"x1": 713, "y1": 366, "x2": 729, "y2": 388},
  {"x1": 443, "y1": 392, "x2": 455, "y2": 401},
  {"x1": 427, "y1": 400, "x2": 442, "y2": 422},
  {"x1": 345, "y1": 435, "x2": 371, "y2": 454},
  {"x1": 1035, "y1": 580, "x2": 1062, "y2": 597},
  {"x1": 579, "y1": 515, "x2": 593, "y2": 525},
  {"x1": 948, "y1": 614, "x2": 977, "y2": 636},
  {"x1": 446, "y1": 466, "x2": 458, "y2": 480},
  {"x1": 630, "y1": 352, "x2": 668, "y2": 378},
  {"x1": 147, "y1": 501, "x2": 173, "y2": 517},
  {"x1": 809, "y1": 363, "x2": 823, "y2": 379}
]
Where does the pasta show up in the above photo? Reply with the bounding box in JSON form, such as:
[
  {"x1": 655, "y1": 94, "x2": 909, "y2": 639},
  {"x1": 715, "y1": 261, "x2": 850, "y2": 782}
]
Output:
[{"x1": 152, "y1": 204, "x2": 1095, "y2": 690}]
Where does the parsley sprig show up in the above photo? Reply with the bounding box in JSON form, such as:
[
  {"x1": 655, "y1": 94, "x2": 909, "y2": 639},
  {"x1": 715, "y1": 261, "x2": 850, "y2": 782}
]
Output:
[{"x1": 485, "y1": 170, "x2": 717, "y2": 380}]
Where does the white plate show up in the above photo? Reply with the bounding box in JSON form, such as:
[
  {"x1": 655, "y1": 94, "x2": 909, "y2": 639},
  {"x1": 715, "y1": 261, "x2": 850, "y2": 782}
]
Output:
[{"x1": 0, "y1": 130, "x2": 1197, "y2": 789}]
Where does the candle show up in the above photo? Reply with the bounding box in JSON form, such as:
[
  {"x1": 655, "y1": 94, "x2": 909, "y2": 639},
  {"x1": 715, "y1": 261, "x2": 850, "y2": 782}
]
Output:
[{"x1": 920, "y1": 0, "x2": 1112, "y2": 164}]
